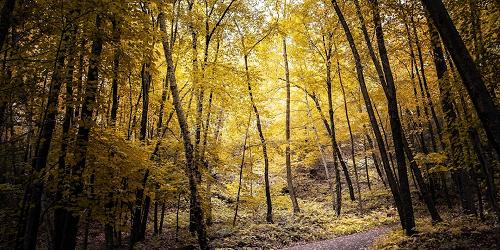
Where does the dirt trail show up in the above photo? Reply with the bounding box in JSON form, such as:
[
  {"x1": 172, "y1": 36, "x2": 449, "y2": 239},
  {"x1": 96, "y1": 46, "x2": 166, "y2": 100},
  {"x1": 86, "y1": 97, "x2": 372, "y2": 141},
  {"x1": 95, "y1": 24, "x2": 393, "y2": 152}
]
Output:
[{"x1": 281, "y1": 226, "x2": 392, "y2": 250}]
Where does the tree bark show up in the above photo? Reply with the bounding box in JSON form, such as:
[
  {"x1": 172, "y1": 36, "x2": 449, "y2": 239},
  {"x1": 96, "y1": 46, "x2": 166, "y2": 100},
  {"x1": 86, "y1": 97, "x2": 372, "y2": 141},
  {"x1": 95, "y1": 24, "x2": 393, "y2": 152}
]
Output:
[{"x1": 140, "y1": 62, "x2": 151, "y2": 141}]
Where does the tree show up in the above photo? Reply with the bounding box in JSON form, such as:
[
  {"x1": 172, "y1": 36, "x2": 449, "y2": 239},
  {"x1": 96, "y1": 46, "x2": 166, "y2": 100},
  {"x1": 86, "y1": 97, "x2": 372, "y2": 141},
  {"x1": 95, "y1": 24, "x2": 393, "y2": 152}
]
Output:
[
  {"x1": 159, "y1": 9, "x2": 208, "y2": 249},
  {"x1": 420, "y1": 0, "x2": 500, "y2": 156}
]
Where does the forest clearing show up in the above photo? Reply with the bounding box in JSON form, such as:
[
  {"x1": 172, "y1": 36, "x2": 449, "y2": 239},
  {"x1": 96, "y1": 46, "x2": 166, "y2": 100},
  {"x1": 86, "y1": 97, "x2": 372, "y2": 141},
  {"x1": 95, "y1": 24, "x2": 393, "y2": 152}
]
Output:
[{"x1": 0, "y1": 0, "x2": 499, "y2": 249}]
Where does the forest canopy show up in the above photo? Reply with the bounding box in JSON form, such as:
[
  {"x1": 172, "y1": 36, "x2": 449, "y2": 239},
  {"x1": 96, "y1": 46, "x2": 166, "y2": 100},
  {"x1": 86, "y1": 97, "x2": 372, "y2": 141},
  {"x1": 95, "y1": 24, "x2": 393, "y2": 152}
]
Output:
[{"x1": 0, "y1": 0, "x2": 499, "y2": 249}]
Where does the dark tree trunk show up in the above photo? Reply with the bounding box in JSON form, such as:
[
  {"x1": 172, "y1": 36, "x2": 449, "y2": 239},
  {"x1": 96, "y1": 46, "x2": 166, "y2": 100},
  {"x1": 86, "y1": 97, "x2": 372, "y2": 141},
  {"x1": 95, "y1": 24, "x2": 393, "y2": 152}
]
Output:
[
  {"x1": 411, "y1": 14, "x2": 443, "y2": 150},
  {"x1": 369, "y1": 0, "x2": 415, "y2": 234},
  {"x1": 140, "y1": 62, "x2": 151, "y2": 141},
  {"x1": 468, "y1": 128, "x2": 500, "y2": 222},
  {"x1": 304, "y1": 94, "x2": 337, "y2": 212},
  {"x1": 157, "y1": 76, "x2": 169, "y2": 133},
  {"x1": 0, "y1": 0, "x2": 15, "y2": 50},
  {"x1": 233, "y1": 112, "x2": 251, "y2": 227},
  {"x1": 420, "y1": 0, "x2": 500, "y2": 156},
  {"x1": 130, "y1": 170, "x2": 149, "y2": 248},
  {"x1": 339, "y1": 60, "x2": 362, "y2": 211},
  {"x1": 159, "y1": 202, "x2": 166, "y2": 235},
  {"x1": 244, "y1": 54, "x2": 273, "y2": 223},
  {"x1": 23, "y1": 16, "x2": 75, "y2": 250},
  {"x1": 283, "y1": 37, "x2": 300, "y2": 213},
  {"x1": 365, "y1": 131, "x2": 386, "y2": 187},
  {"x1": 110, "y1": 16, "x2": 121, "y2": 127},
  {"x1": 60, "y1": 14, "x2": 104, "y2": 250},
  {"x1": 323, "y1": 37, "x2": 355, "y2": 202},
  {"x1": 54, "y1": 21, "x2": 78, "y2": 249},
  {"x1": 402, "y1": 137, "x2": 442, "y2": 222},
  {"x1": 426, "y1": 15, "x2": 476, "y2": 215},
  {"x1": 139, "y1": 195, "x2": 151, "y2": 240},
  {"x1": 331, "y1": 0, "x2": 405, "y2": 230},
  {"x1": 363, "y1": 136, "x2": 371, "y2": 190},
  {"x1": 153, "y1": 200, "x2": 159, "y2": 235}
]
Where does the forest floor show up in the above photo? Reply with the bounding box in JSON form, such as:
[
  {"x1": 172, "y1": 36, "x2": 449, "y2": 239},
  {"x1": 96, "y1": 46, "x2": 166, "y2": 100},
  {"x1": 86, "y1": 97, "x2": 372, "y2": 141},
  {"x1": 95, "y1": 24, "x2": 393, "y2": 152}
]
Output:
[
  {"x1": 75, "y1": 164, "x2": 499, "y2": 249},
  {"x1": 373, "y1": 211, "x2": 500, "y2": 250}
]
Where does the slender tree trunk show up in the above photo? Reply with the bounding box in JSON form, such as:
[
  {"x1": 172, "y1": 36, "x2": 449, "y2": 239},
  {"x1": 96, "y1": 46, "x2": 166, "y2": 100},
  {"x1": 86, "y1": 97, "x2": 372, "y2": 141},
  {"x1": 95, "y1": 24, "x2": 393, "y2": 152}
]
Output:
[
  {"x1": 175, "y1": 194, "x2": 180, "y2": 241},
  {"x1": 233, "y1": 112, "x2": 251, "y2": 227},
  {"x1": 283, "y1": 37, "x2": 300, "y2": 213},
  {"x1": 411, "y1": 14, "x2": 442, "y2": 149},
  {"x1": 339, "y1": 60, "x2": 362, "y2": 211},
  {"x1": 244, "y1": 54, "x2": 273, "y2": 223},
  {"x1": 420, "y1": 0, "x2": 500, "y2": 156},
  {"x1": 159, "y1": 202, "x2": 166, "y2": 235},
  {"x1": 23, "y1": 16, "x2": 75, "y2": 250},
  {"x1": 305, "y1": 94, "x2": 337, "y2": 211},
  {"x1": 363, "y1": 136, "x2": 371, "y2": 190},
  {"x1": 60, "y1": 14, "x2": 104, "y2": 250},
  {"x1": 110, "y1": 16, "x2": 121, "y2": 127},
  {"x1": 157, "y1": 76, "x2": 169, "y2": 132},
  {"x1": 402, "y1": 137, "x2": 442, "y2": 222},
  {"x1": 331, "y1": 0, "x2": 405, "y2": 230},
  {"x1": 426, "y1": 16, "x2": 476, "y2": 215},
  {"x1": 159, "y1": 12, "x2": 208, "y2": 249},
  {"x1": 153, "y1": 199, "x2": 159, "y2": 235},
  {"x1": 139, "y1": 195, "x2": 151, "y2": 240},
  {"x1": 468, "y1": 128, "x2": 500, "y2": 222},
  {"x1": 365, "y1": 131, "x2": 386, "y2": 187},
  {"x1": 140, "y1": 62, "x2": 151, "y2": 141},
  {"x1": 369, "y1": 0, "x2": 415, "y2": 234},
  {"x1": 54, "y1": 22, "x2": 78, "y2": 250}
]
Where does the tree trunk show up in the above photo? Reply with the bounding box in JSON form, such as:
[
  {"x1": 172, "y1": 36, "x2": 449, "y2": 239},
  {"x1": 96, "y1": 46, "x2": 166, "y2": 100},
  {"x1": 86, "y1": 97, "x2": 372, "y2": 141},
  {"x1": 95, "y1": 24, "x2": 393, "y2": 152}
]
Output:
[
  {"x1": 159, "y1": 202, "x2": 166, "y2": 235},
  {"x1": 140, "y1": 62, "x2": 151, "y2": 141},
  {"x1": 159, "y1": 12, "x2": 208, "y2": 249},
  {"x1": 426, "y1": 15, "x2": 476, "y2": 215},
  {"x1": 411, "y1": 14, "x2": 442, "y2": 150},
  {"x1": 339, "y1": 60, "x2": 362, "y2": 211},
  {"x1": 331, "y1": 0, "x2": 405, "y2": 230},
  {"x1": 468, "y1": 128, "x2": 500, "y2": 222},
  {"x1": 153, "y1": 199, "x2": 159, "y2": 235},
  {"x1": 305, "y1": 94, "x2": 337, "y2": 212},
  {"x1": 420, "y1": 0, "x2": 500, "y2": 156},
  {"x1": 363, "y1": 136, "x2": 371, "y2": 190},
  {"x1": 369, "y1": 0, "x2": 415, "y2": 234},
  {"x1": 157, "y1": 76, "x2": 169, "y2": 133},
  {"x1": 60, "y1": 14, "x2": 104, "y2": 250},
  {"x1": 402, "y1": 137, "x2": 442, "y2": 222},
  {"x1": 54, "y1": 21, "x2": 78, "y2": 249},
  {"x1": 233, "y1": 112, "x2": 251, "y2": 227},
  {"x1": 283, "y1": 36, "x2": 300, "y2": 213},
  {"x1": 110, "y1": 16, "x2": 121, "y2": 127},
  {"x1": 244, "y1": 54, "x2": 273, "y2": 223},
  {"x1": 23, "y1": 15, "x2": 75, "y2": 250},
  {"x1": 0, "y1": 0, "x2": 15, "y2": 50}
]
